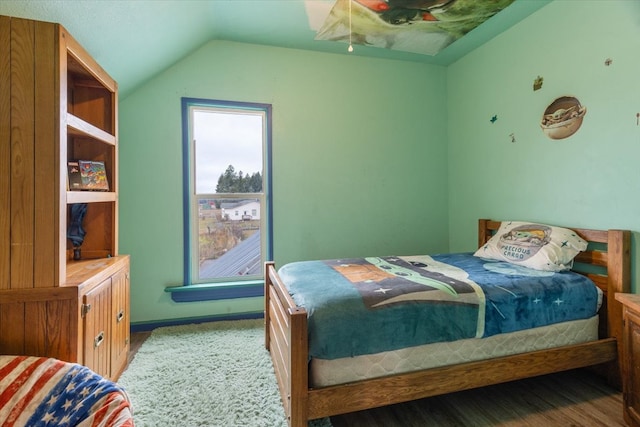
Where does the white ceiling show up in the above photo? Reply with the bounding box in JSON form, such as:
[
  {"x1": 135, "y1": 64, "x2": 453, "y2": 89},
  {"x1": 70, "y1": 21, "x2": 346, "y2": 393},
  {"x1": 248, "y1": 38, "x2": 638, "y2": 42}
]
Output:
[{"x1": 0, "y1": 0, "x2": 551, "y2": 98}]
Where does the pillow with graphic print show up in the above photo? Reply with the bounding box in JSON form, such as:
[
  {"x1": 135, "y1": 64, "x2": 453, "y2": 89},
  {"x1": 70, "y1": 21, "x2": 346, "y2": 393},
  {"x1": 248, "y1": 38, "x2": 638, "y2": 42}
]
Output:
[{"x1": 473, "y1": 221, "x2": 587, "y2": 272}]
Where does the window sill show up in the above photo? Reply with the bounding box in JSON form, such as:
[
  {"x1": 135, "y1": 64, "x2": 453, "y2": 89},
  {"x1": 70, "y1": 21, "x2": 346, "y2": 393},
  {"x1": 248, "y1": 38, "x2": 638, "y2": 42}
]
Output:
[{"x1": 165, "y1": 280, "x2": 264, "y2": 303}]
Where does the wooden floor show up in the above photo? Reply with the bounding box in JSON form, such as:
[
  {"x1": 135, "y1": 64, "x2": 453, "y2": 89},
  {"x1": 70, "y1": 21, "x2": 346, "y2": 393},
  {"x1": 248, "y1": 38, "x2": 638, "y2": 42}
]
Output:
[
  {"x1": 128, "y1": 330, "x2": 151, "y2": 364},
  {"x1": 129, "y1": 332, "x2": 626, "y2": 426},
  {"x1": 329, "y1": 369, "x2": 625, "y2": 427}
]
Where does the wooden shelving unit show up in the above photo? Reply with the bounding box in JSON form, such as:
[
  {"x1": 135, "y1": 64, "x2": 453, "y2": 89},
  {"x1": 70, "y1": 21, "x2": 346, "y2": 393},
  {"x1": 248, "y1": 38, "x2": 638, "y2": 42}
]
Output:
[{"x1": 0, "y1": 15, "x2": 129, "y2": 380}]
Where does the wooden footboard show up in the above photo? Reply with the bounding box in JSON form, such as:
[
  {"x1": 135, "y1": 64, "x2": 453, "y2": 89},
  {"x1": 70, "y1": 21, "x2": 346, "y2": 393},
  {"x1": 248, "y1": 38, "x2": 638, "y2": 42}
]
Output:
[{"x1": 265, "y1": 219, "x2": 631, "y2": 427}]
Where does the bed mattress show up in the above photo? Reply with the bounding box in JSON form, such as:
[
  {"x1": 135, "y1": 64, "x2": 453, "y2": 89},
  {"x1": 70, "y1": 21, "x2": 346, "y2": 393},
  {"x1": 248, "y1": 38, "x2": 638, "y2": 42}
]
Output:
[{"x1": 309, "y1": 315, "x2": 599, "y2": 387}]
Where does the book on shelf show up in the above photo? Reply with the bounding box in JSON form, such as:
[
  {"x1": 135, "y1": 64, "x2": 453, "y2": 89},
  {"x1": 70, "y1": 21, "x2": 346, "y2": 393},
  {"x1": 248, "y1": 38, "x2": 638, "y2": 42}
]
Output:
[
  {"x1": 67, "y1": 161, "x2": 83, "y2": 190},
  {"x1": 67, "y1": 160, "x2": 109, "y2": 191}
]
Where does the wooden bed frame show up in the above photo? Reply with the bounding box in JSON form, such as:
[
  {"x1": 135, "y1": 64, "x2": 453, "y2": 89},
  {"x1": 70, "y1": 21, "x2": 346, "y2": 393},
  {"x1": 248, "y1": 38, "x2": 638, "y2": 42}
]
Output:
[{"x1": 264, "y1": 219, "x2": 631, "y2": 427}]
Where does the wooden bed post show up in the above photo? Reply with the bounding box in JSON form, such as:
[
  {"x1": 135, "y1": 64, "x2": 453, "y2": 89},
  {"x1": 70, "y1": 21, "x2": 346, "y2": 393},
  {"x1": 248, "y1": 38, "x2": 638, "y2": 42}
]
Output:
[
  {"x1": 607, "y1": 230, "x2": 631, "y2": 388},
  {"x1": 289, "y1": 307, "x2": 309, "y2": 427},
  {"x1": 478, "y1": 219, "x2": 489, "y2": 248},
  {"x1": 264, "y1": 262, "x2": 310, "y2": 427}
]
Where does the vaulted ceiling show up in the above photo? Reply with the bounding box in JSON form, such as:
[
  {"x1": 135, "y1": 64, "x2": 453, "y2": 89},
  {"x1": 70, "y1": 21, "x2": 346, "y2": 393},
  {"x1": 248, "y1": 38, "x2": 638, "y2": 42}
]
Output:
[{"x1": 0, "y1": 0, "x2": 551, "y2": 98}]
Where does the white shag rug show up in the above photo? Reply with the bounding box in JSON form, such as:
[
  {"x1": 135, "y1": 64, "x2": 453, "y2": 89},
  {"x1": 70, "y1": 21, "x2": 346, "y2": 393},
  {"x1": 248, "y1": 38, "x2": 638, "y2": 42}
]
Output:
[{"x1": 118, "y1": 319, "x2": 331, "y2": 427}]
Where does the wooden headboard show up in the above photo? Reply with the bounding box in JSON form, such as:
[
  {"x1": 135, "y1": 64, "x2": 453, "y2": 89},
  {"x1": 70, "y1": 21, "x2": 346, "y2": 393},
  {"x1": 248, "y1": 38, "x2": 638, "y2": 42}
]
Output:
[
  {"x1": 478, "y1": 219, "x2": 631, "y2": 384},
  {"x1": 478, "y1": 218, "x2": 630, "y2": 297}
]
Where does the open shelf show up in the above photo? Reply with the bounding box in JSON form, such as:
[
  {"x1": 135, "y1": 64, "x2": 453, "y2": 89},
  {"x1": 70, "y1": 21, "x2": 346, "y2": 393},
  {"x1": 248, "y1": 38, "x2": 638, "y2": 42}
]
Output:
[
  {"x1": 67, "y1": 113, "x2": 116, "y2": 145},
  {"x1": 66, "y1": 191, "x2": 117, "y2": 204},
  {"x1": 63, "y1": 24, "x2": 118, "y2": 275}
]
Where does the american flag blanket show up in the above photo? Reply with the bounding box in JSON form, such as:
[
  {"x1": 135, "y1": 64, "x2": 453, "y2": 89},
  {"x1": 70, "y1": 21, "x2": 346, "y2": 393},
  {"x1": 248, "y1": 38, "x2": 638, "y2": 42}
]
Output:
[{"x1": 0, "y1": 355, "x2": 133, "y2": 427}]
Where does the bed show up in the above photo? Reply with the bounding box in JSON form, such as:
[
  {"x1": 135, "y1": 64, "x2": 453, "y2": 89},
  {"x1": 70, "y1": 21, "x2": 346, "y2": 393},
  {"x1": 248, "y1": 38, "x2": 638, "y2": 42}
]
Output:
[
  {"x1": 0, "y1": 355, "x2": 133, "y2": 426},
  {"x1": 264, "y1": 219, "x2": 631, "y2": 427}
]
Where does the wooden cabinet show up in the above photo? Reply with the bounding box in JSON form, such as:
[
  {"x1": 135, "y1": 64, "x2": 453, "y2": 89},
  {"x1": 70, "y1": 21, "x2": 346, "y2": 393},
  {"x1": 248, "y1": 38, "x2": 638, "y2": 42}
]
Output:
[
  {"x1": 615, "y1": 293, "x2": 640, "y2": 427},
  {"x1": 0, "y1": 15, "x2": 129, "y2": 380},
  {"x1": 78, "y1": 257, "x2": 130, "y2": 380}
]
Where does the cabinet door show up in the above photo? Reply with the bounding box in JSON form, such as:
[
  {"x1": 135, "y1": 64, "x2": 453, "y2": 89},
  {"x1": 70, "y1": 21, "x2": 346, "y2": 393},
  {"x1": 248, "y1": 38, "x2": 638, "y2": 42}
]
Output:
[
  {"x1": 110, "y1": 267, "x2": 130, "y2": 380},
  {"x1": 83, "y1": 278, "x2": 112, "y2": 378},
  {"x1": 624, "y1": 308, "x2": 640, "y2": 427}
]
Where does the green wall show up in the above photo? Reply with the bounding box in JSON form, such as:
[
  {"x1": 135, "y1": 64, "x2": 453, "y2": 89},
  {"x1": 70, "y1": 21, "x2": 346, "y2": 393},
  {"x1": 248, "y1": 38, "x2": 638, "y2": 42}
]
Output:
[
  {"x1": 447, "y1": 0, "x2": 640, "y2": 290},
  {"x1": 119, "y1": 42, "x2": 449, "y2": 324}
]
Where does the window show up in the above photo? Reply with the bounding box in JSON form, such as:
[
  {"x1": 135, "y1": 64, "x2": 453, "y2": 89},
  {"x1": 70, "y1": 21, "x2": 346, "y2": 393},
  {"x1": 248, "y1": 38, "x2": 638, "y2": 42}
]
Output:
[{"x1": 181, "y1": 98, "x2": 272, "y2": 287}]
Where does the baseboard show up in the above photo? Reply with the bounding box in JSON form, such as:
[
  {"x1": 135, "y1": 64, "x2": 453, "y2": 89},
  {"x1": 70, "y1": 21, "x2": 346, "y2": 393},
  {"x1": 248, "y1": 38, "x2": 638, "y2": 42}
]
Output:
[{"x1": 130, "y1": 311, "x2": 264, "y2": 332}]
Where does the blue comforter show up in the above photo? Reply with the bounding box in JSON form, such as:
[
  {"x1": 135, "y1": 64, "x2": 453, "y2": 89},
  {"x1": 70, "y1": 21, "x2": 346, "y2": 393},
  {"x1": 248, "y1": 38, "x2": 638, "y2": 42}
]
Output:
[{"x1": 279, "y1": 253, "x2": 600, "y2": 360}]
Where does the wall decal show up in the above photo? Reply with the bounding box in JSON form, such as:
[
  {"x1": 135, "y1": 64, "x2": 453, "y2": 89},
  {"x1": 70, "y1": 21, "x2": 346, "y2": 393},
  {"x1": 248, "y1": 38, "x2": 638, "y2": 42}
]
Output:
[
  {"x1": 315, "y1": 0, "x2": 516, "y2": 56},
  {"x1": 490, "y1": 115, "x2": 497, "y2": 123},
  {"x1": 540, "y1": 96, "x2": 587, "y2": 140},
  {"x1": 509, "y1": 133, "x2": 516, "y2": 143},
  {"x1": 533, "y1": 76, "x2": 543, "y2": 91},
  {"x1": 605, "y1": 58, "x2": 613, "y2": 66}
]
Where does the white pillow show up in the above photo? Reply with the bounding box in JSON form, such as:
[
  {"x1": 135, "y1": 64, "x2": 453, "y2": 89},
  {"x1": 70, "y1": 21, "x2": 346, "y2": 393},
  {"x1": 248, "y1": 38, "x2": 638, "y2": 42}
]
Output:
[{"x1": 473, "y1": 221, "x2": 587, "y2": 272}]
